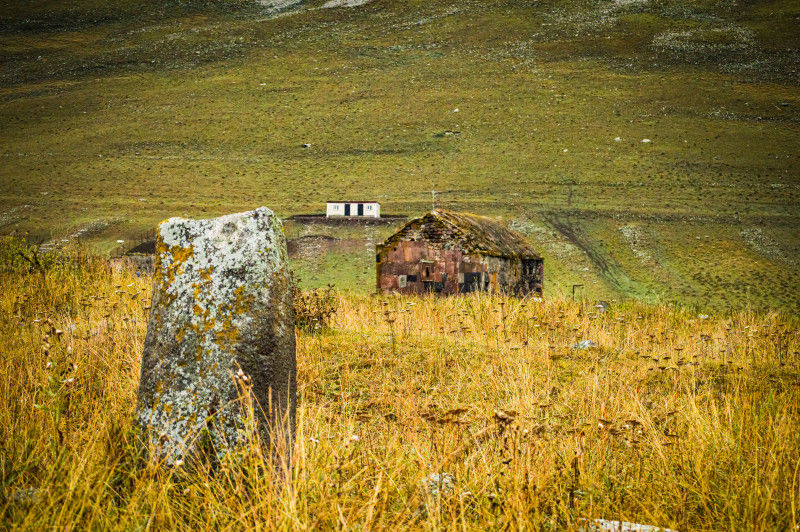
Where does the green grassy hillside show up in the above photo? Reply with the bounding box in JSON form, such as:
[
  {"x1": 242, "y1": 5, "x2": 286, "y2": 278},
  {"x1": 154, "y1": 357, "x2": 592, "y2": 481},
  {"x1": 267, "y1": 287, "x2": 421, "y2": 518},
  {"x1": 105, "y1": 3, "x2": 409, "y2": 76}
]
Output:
[{"x1": 1, "y1": 0, "x2": 799, "y2": 311}]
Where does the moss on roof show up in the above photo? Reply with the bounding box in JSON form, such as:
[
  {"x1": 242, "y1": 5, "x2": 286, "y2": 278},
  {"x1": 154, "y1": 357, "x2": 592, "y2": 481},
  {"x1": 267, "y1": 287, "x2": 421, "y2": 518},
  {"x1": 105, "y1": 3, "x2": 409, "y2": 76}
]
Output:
[{"x1": 382, "y1": 209, "x2": 541, "y2": 259}]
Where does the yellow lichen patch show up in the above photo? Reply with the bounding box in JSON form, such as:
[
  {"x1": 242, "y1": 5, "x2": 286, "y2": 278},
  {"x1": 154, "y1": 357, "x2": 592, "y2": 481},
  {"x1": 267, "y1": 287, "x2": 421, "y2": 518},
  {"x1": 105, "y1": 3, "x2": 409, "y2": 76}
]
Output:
[
  {"x1": 231, "y1": 285, "x2": 255, "y2": 316},
  {"x1": 191, "y1": 268, "x2": 215, "y2": 301},
  {"x1": 199, "y1": 267, "x2": 214, "y2": 283},
  {"x1": 169, "y1": 244, "x2": 195, "y2": 267},
  {"x1": 160, "y1": 242, "x2": 195, "y2": 287},
  {"x1": 215, "y1": 316, "x2": 241, "y2": 346}
]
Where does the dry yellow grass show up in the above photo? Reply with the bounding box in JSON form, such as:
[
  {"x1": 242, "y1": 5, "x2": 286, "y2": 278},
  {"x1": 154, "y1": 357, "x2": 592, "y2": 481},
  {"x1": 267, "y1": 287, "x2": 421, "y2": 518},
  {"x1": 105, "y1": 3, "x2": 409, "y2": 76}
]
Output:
[{"x1": 1, "y1": 255, "x2": 799, "y2": 530}]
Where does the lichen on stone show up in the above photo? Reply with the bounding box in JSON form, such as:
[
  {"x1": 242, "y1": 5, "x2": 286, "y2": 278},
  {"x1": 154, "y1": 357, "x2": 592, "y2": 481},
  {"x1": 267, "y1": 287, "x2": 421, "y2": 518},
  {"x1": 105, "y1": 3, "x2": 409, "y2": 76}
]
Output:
[{"x1": 136, "y1": 207, "x2": 296, "y2": 467}]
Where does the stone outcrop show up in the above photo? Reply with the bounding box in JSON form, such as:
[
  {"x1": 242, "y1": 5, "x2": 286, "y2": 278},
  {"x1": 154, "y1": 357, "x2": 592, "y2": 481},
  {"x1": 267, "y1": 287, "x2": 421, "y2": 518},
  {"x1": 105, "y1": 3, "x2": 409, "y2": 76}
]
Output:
[{"x1": 136, "y1": 207, "x2": 295, "y2": 466}]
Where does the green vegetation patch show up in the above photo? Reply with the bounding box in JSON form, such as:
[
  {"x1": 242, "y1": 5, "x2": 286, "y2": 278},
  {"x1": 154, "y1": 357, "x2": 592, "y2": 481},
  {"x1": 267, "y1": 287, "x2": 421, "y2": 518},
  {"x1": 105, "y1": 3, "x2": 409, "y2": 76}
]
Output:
[{"x1": 0, "y1": 0, "x2": 798, "y2": 312}]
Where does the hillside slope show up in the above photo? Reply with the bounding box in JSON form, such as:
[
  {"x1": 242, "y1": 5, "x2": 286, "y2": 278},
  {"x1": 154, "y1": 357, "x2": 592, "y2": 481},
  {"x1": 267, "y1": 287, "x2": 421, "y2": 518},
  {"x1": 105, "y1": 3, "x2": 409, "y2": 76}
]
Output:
[{"x1": 1, "y1": 0, "x2": 799, "y2": 311}]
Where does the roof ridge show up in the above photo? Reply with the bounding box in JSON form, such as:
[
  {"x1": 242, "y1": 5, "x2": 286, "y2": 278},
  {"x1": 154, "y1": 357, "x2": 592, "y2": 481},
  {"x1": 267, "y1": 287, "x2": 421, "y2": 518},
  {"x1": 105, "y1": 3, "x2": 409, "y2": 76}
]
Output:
[
  {"x1": 431, "y1": 210, "x2": 485, "y2": 250},
  {"x1": 380, "y1": 210, "x2": 541, "y2": 260}
]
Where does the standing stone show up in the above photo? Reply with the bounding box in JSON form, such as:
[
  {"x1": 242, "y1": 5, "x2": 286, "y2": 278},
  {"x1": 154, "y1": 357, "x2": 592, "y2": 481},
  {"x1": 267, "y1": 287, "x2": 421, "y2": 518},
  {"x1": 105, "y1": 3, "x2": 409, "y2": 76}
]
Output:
[{"x1": 136, "y1": 207, "x2": 295, "y2": 467}]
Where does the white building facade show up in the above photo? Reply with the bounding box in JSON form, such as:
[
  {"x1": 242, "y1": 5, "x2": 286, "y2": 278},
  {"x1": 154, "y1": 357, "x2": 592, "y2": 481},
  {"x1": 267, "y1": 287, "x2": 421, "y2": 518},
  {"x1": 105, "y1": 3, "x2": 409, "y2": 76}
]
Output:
[{"x1": 326, "y1": 201, "x2": 381, "y2": 218}]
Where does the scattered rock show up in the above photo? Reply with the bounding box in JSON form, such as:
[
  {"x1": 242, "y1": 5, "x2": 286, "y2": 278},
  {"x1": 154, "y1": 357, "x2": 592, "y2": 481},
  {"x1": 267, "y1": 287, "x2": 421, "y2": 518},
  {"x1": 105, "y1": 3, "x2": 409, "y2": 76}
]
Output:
[
  {"x1": 580, "y1": 518, "x2": 676, "y2": 532},
  {"x1": 652, "y1": 24, "x2": 755, "y2": 59},
  {"x1": 9, "y1": 487, "x2": 44, "y2": 506},
  {"x1": 572, "y1": 339, "x2": 597, "y2": 349},
  {"x1": 321, "y1": 0, "x2": 372, "y2": 7},
  {"x1": 494, "y1": 408, "x2": 517, "y2": 423},
  {"x1": 618, "y1": 225, "x2": 655, "y2": 265},
  {"x1": 0, "y1": 204, "x2": 31, "y2": 228},
  {"x1": 420, "y1": 472, "x2": 455, "y2": 498},
  {"x1": 258, "y1": 0, "x2": 302, "y2": 12},
  {"x1": 136, "y1": 207, "x2": 296, "y2": 467},
  {"x1": 740, "y1": 227, "x2": 794, "y2": 265},
  {"x1": 40, "y1": 219, "x2": 114, "y2": 253}
]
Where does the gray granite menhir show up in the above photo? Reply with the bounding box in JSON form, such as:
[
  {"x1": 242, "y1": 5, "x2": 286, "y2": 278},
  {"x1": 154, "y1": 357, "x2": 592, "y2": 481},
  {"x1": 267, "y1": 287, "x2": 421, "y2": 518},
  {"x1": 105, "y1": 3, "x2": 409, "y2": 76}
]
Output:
[{"x1": 136, "y1": 207, "x2": 295, "y2": 468}]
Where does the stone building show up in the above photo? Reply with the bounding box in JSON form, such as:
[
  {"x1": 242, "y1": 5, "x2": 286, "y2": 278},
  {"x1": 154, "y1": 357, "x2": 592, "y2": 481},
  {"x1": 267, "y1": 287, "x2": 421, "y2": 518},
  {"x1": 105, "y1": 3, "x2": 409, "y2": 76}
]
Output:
[{"x1": 376, "y1": 209, "x2": 543, "y2": 296}]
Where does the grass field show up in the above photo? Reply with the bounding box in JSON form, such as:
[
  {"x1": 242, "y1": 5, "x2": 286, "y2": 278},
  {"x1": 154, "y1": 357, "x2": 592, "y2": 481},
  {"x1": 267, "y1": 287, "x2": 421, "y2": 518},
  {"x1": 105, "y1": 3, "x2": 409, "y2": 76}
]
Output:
[
  {"x1": 2, "y1": 252, "x2": 799, "y2": 530},
  {"x1": 1, "y1": 0, "x2": 799, "y2": 311},
  {"x1": 2, "y1": 3, "x2": 799, "y2": 528}
]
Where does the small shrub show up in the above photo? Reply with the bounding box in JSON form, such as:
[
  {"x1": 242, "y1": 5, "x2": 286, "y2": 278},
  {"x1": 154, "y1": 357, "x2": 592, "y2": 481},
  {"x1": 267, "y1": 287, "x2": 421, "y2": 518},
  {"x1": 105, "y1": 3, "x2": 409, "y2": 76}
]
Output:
[
  {"x1": 0, "y1": 236, "x2": 99, "y2": 275},
  {"x1": 0, "y1": 235, "x2": 54, "y2": 273},
  {"x1": 291, "y1": 277, "x2": 337, "y2": 332}
]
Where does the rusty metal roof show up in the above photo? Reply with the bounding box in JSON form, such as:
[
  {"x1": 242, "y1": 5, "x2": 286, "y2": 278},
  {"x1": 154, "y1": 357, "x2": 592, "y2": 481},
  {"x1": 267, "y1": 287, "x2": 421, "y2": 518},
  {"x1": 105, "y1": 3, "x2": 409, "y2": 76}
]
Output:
[{"x1": 384, "y1": 209, "x2": 541, "y2": 259}]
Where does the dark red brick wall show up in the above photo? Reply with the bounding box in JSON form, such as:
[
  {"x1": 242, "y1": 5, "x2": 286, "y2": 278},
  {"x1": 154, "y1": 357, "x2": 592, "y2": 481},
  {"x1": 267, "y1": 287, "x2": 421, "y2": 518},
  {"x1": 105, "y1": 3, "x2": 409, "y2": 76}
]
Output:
[{"x1": 376, "y1": 240, "x2": 543, "y2": 296}]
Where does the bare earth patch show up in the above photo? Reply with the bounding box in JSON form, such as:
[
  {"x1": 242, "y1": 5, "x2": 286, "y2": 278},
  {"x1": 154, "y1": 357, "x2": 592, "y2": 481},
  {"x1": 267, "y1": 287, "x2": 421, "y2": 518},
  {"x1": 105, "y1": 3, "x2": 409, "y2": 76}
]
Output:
[
  {"x1": 321, "y1": 0, "x2": 372, "y2": 7},
  {"x1": 618, "y1": 224, "x2": 655, "y2": 265},
  {"x1": 740, "y1": 227, "x2": 796, "y2": 265},
  {"x1": 258, "y1": 0, "x2": 302, "y2": 10}
]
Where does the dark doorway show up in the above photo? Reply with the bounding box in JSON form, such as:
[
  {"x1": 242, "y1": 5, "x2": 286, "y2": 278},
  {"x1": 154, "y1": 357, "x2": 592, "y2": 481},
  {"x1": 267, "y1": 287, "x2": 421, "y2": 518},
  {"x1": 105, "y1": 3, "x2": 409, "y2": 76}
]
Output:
[
  {"x1": 522, "y1": 259, "x2": 537, "y2": 276},
  {"x1": 462, "y1": 272, "x2": 482, "y2": 293},
  {"x1": 423, "y1": 281, "x2": 444, "y2": 294},
  {"x1": 357, "y1": 203, "x2": 364, "y2": 216},
  {"x1": 344, "y1": 204, "x2": 351, "y2": 216}
]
